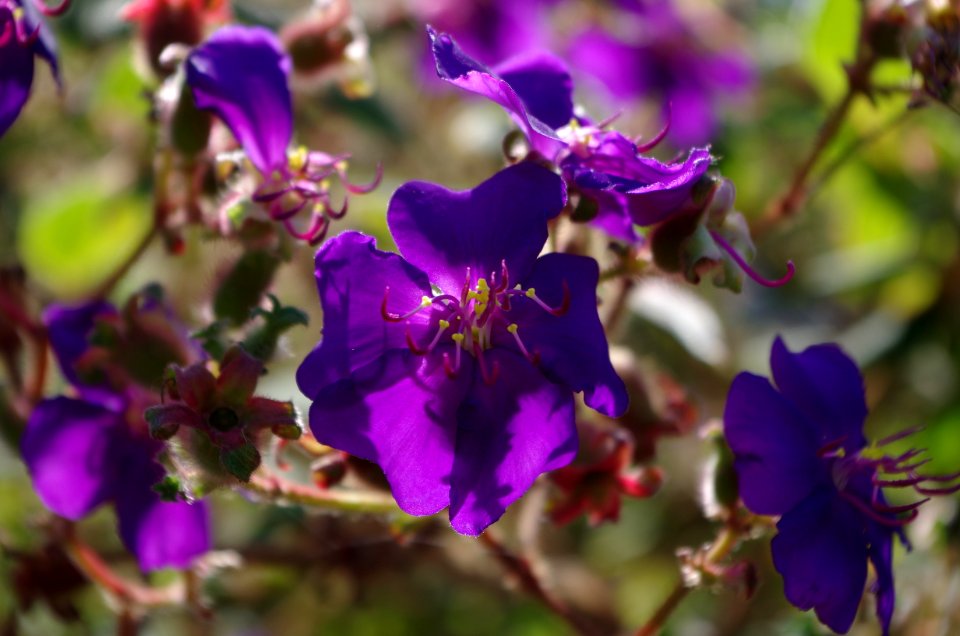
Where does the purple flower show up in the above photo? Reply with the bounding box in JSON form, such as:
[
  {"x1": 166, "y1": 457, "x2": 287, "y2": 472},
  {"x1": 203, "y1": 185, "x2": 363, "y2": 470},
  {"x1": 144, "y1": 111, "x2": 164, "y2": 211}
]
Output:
[
  {"x1": 0, "y1": 0, "x2": 63, "y2": 138},
  {"x1": 429, "y1": 27, "x2": 711, "y2": 243},
  {"x1": 21, "y1": 301, "x2": 211, "y2": 572},
  {"x1": 568, "y1": 0, "x2": 754, "y2": 145},
  {"x1": 724, "y1": 337, "x2": 959, "y2": 634},
  {"x1": 185, "y1": 25, "x2": 378, "y2": 244},
  {"x1": 297, "y1": 163, "x2": 628, "y2": 535}
]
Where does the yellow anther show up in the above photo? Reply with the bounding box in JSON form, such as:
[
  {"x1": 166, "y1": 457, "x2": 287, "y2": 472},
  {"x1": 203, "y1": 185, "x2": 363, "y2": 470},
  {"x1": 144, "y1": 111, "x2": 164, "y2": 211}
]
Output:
[
  {"x1": 12, "y1": 7, "x2": 23, "y2": 18},
  {"x1": 477, "y1": 278, "x2": 489, "y2": 292},
  {"x1": 439, "y1": 319, "x2": 450, "y2": 329},
  {"x1": 420, "y1": 296, "x2": 433, "y2": 307},
  {"x1": 471, "y1": 326, "x2": 480, "y2": 339},
  {"x1": 289, "y1": 145, "x2": 308, "y2": 171},
  {"x1": 335, "y1": 160, "x2": 349, "y2": 172},
  {"x1": 525, "y1": 288, "x2": 536, "y2": 298},
  {"x1": 216, "y1": 159, "x2": 236, "y2": 180},
  {"x1": 507, "y1": 323, "x2": 519, "y2": 334},
  {"x1": 451, "y1": 333, "x2": 465, "y2": 343}
]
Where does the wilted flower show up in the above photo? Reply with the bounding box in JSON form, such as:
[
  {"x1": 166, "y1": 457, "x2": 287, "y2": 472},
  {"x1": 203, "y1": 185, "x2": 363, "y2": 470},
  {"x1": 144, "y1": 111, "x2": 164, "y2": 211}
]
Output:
[
  {"x1": 297, "y1": 163, "x2": 628, "y2": 535},
  {"x1": 21, "y1": 300, "x2": 211, "y2": 572},
  {"x1": 0, "y1": 0, "x2": 64, "y2": 138},
  {"x1": 724, "y1": 337, "x2": 959, "y2": 635},
  {"x1": 185, "y1": 25, "x2": 380, "y2": 244},
  {"x1": 428, "y1": 26, "x2": 712, "y2": 243},
  {"x1": 549, "y1": 422, "x2": 662, "y2": 526},
  {"x1": 145, "y1": 344, "x2": 302, "y2": 482}
]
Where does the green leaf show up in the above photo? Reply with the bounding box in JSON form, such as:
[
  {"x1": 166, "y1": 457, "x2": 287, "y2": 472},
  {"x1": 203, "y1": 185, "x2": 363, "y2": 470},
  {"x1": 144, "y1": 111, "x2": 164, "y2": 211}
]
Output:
[
  {"x1": 17, "y1": 180, "x2": 151, "y2": 299},
  {"x1": 220, "y1": 443, "x2": 261, "y2": 482}
]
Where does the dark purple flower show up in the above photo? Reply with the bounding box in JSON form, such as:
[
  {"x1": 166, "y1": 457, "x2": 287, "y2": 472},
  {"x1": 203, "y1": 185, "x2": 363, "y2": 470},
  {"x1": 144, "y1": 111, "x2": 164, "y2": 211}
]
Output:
[
  {"x1": 186, "y1": 25, "x2": 379, "y2": 244},
  {"x1": 0, "y1": 0, "x2": 63, "y2": 138},
  {"x1": 297, "y1": 163, "x2": 628, "y2": 535},
  {"x1": 21, "y1": 301, "x2": 211, "y2": 572},
  {"x1": 724, "y1": 337, "x2": 959, "y2": 635},
  {"x1": 429, "y1": 27, "x2": 711, "y2": 242},
  {"x1": 568, "y1": 1, "x2": 754, "y2": 145}
]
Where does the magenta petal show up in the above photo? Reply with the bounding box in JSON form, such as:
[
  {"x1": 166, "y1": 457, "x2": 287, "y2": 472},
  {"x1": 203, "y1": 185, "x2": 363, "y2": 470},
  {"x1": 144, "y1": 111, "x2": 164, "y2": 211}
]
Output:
[
  {"x1": 114, "y1": 458, "x2": 211, "y2": 572},
  {"x1": 770, "y1": 337, "x2": 869, "y2": 451},
  {"x1": 387, "y1": 163, "x2": 565, "y2": 294},
  {"x1": 723, "y1": 373, "x2": 827, "y2": 516},
  {"x1": 505, "y1": 253, "x2": 627, "y2": 417},
  {"x1": 296, "y1": 232, "x2": 435, "y2": 398},
  {"x1": 21, "y1": 397, "x2": 117, "y2": 519},
  {"x1": 772, "y1": 490, "x2": 868, "y2": 635},
  {"x1": 308, "y1": 350, "x2": 472, "y2": 516},
  {"x1": 186, "y1": 25, "x2": 292, "y2": 174},
  {"x1": 448, "y1": 350, "x2": 576, "y2": 535},
  {"x1": 0, "y1": 8, "x2": 35, "y2": 138},
  {"x1": 429, "y1": 27, "x2": 565, "y2": 155}
]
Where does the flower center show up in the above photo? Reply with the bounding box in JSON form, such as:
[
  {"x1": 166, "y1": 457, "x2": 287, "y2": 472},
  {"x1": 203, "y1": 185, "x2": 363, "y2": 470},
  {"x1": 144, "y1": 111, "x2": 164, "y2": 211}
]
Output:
[
  {"x1": 208, "y1": 406, "x2": 241, "y2": 432},
  {"x1": 381, "y1": 261, "x2": 569, "y2": 384},
  {"x1": 818, "y1": 428, "x2": 960, "y2": 527}
]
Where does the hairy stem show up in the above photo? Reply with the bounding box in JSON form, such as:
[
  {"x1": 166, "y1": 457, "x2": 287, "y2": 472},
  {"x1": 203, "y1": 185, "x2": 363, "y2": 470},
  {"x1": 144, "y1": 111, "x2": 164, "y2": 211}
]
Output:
[{"x1": 244, "y1": 470, "x2": 404, "y2": 515}]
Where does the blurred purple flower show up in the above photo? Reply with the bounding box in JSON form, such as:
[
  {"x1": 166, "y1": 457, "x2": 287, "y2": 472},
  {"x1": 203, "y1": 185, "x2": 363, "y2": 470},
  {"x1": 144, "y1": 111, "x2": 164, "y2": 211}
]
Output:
[
  {"x1": 724, "y1": 337, "x2": 959, "y2": 635},
  {"x1": 21, "y1": 301, "x2": 211, "y2": 572},
  {"x1": 568, "y1": 0, "x2": 754, "y2": 145},
  {"x1": 0, "y1": 0, "x2": 63, "y2": 138},
  {"x1": 429, "y1": 27, "x2": 711, "y2": 242},
  {"x1": 297, "y1": 163, "x2": 627, "y2": 535},
  {"x1": 185, "y1": 25, "x2": 379, "y2": 244}
]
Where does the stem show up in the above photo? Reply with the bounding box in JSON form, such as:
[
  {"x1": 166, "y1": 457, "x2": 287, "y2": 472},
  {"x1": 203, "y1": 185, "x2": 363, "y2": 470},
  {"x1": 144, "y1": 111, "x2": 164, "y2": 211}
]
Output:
[
  {"x1": 90, "y1": 223, "x2": 159, "y2": 300},
  {"x1": 244, "y1": 470, "x2": 404, "y2": 515},
  {"x1": 633, "y1": 524, "x2": 742, "y2": 636},
  {"x1": 60, "y1": 521, "x2": 181, "y2": 607},
  {"x1": 603, "y1": 276, "x2": 635, "y2": 334},
  {"x1": 479, "y1": 532, "x2": 601, "y2": 636},
  {"x1": 762, "y1": 5, "x2": 878, "y2": 229}
]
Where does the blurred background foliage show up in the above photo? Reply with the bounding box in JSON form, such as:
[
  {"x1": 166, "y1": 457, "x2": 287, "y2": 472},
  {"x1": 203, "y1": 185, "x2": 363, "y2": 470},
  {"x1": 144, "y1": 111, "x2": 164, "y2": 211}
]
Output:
[{"x1": 1, "y1": 0, "x2": 959, "y2": 634}]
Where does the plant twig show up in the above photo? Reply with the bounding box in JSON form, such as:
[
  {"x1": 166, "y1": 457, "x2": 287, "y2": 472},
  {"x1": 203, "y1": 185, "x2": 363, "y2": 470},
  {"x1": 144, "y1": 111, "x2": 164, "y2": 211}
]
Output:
[{"x1": 244, "y1": 469, "x2": 404, "y2": 515}]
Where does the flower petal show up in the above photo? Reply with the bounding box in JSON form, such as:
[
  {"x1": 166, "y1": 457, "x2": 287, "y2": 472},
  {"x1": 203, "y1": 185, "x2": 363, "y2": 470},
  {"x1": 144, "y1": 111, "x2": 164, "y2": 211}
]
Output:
[
  {"x1": 723, "y1": 373, "x2": 827, "y2": 515},
  {"x1": 770, "y1": 336, "x2": 869, "y2": 450},
  {"x1": 772, "y1": 490, "x2": 868, "y2": 635},
  {"x1": 217, "y1": 345, "x2": 263, "y2": 407},
  {"x1": 296, "y1": 232, "x2": 435, "y2": 398},
  {"x1": 43, "y1": 300, "x2": 117, "y2": 387},
  {"x1": 429, "y1": 26, "x2": 564, "y2": 155},
  {"x1": 308, "y1": 349, "x2": 472, "y2": 516},
  {"x1": 114, "y1": 456, "x2": 211, "y2": 571},
  {"x1": 19, "y1": 0, "x2": 61, "y2": 87},
  {"x1": 21, "y1": 397, "x2": 118, "y2": 519},
  {"x1": 0, "y1": 8, "x2": 35, "y2": 138},
  {"x1": 186, "y1": 25, "x2": 292, "y2": 174},
  {"x1": 492, "y1": 51, "x2": 574, "y2": 131},
  {"x1": 387, "y1": 163, "x2": 564, "y2": 294},
  {"x1": 867, "y1": 523, "x2": 896, "y2": 636},
  {"x1": 563, "y1": 135, "x2": 712, "y2": 227},
  {"x1": 504, "y1": 253, "x2": 628, "y2": 417},
  {"x1": 448, "y1": 350, "x2": 576, "y2": 535}
]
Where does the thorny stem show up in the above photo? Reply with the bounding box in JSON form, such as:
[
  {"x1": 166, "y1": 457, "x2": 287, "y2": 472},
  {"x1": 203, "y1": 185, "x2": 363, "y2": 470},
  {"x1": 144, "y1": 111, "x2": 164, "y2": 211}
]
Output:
[
  {"x1": 633, "y1": 523, "x2": 743, "y2": 636},
  {"x1": 244, "y1": 469, "x2": 404, "y2": 515},
  {"x1": 479, "y1": 532, "x2": 601, "y2": 636}
]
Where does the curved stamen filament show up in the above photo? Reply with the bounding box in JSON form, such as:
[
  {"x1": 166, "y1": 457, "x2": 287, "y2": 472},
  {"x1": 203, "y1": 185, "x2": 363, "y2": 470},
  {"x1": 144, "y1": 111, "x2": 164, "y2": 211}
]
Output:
[
  {"x1": 709, "y1": 230, "x2": 795, "y2": 288},
  {"x1": 817, "y1": 435, "x2": 849, "y2": 458},
  {"x1": 406, "y1": 320, "x2": 450, "y2": 356},
  {"x1": 507, "y1": 324, "x2": 539, "y2": 364},
  {"x1": 341, "y1": 162, "x2": 383, "y2": 195},
  {"x1": 33, "y1": 0, "x2": 71, "y2": 17},
  {"x1": 475, "y1": 348, "x2": 500, "y2": 386},
  {"x1": 635, "y1": 103, "x2": 671, "y2": 153},
  {"x1": 0, "y1": 16, "x2": 12, "y2": 47},
  {"x1": 839, "y1": 491, "x2": 918, "y2": 527},
  {"x1": 381, "y1": 289, "x2": 433, "y2": 322},
  {"x1": 444, "y1": 333, "x2": 465, "y2": 378},
  {"x1": 505, "y1": 282, "x2": 571, "y2": 316},
  {"x1": 876, "y1": 425, "x2": 924, "y2": 447}
]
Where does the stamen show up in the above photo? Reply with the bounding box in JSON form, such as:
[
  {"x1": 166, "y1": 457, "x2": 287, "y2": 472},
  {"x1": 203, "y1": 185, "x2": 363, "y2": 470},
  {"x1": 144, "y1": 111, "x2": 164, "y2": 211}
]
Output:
[
  {"x1": 475, "y1": 349, "x2": 500, "y2": 386},
  {"x1": 33, "y1": 0, "x2": 71, "y2": 17},
  {"x1": 14, "y1": 10, "x2": 40, "y2": 47},
  {"x1": 518, "y1": 282, "x2": 570, "y2": 316},
  {"x1": 507, "y1": 324, "x2": 539, "y2": 364},
  {"x1": 406, "y1": 320, "x2": 451, "y2": 356},
  {"x1": 380, "y1": 289, "x2": 433, "y2": 322},
  {"x1": 444, "y1": 333, "x2": 465, "y2": 378},
  {"x1": 708, "y1": 230, "x2": 795, "y2": 288},
  {"x1": 817, "y1": 435, "x2": 849, "y2": 458},
  {"x1": 595, "y1": 110, "x2": 623, "y2": 131},
  {"x1": 876, "y1": 425, "x2": 924, "y2": 447},
  {"x1": 341, "y1": 162, "x2": 383, "y2": 195},
  {"x1": 327, "y1": 197, "x2": 349, "y2": 220},
  {"x1": 914, "y1": 482, "x2": 960, "y2": 495},
  {"x1": 839, "y1": 491, "x2": 919, "y2": 527},
  {"x1": 0, "y1": 17, "x2": 12, "y2": 47},
  {"x1": 635, "y1": 103, "x2": 671, "y2": 153},
  {"x1": 871, "y1": 497, "x2": 930, "y2": 515}
]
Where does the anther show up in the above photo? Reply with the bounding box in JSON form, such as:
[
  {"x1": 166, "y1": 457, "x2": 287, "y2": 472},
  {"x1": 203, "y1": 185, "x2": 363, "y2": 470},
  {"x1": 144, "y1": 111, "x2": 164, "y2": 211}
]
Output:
[{"x1": 507, "y1": 324, "x2": 539, "y2": 364}]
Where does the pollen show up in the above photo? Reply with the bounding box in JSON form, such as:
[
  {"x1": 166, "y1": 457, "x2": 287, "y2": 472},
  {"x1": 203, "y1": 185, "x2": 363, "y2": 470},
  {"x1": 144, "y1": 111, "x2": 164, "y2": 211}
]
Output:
[{"x1": 288, "y1": 145, "x2": 309, "y2": 172}]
